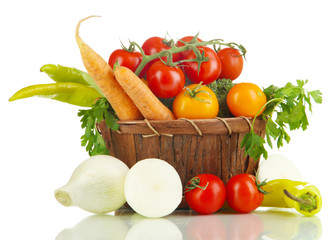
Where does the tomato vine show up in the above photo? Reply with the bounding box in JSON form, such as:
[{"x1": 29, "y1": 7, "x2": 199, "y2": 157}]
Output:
[{"x1": 130, "y1": 37, "x2": 246, "y2": 76}]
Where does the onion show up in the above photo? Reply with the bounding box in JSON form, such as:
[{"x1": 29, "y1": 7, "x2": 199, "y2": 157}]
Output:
[
  {"x1": 124, "y1": 158, "x2": 183, "y2": 218},
  {"x1": 257, "y1": 154, "x2": 303, "y2": 182},
  {"x1": 54, "y1": 155, "x2": 129, "y2": 214}
]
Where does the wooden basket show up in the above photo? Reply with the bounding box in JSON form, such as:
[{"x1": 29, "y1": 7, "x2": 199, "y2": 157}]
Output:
[{"x1": 98, "y1": 117, "x2": 266, "y2": 208}]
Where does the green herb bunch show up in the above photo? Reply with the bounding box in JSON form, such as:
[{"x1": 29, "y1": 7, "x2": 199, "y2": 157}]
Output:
[
  {"x1": 78, "y1": 97, "x2": 119, "y2": 156},
  {"x1": 242, "y1": 80, "x2": 322, "y2": 160}
]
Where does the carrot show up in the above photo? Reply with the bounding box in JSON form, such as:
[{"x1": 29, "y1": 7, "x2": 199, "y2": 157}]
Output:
[
  {"x1": 75, "y1": 15, "x2": 143, "y2": 120},
  {"x1": 114, "y1": 65, "x2": 176, "y2": 120}
]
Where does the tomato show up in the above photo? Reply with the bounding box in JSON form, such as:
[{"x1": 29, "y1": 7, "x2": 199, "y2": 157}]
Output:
[
  {"x1": 140, "y1": 36, "x2": 173, "y2": 77},
  {"x1": 183, "y1": 46, "x2": 221, "y2": 85},
  {"x1": 217, "y1": 48, "x2": 243, "y2": 80},
  {"x1": 146, "y1": 61, "x2": 185, "y2": 99},
  {"x1": 172, "y1": 84, "x2": 219, "y2": 119},
  {"x1": 226, "y1": 174, "x2": 264, "y2": 213},
  {"x1": 186, "y1": 215, "x2": 226, "y2": 240},
  {"x1": 226, "y1": 82, "x2": 267, "y2": 118},
  {"x1": 185, "y1": 174, "x2": 226, "y2": 214},
  {"x1": 142, "y1": 36, "x2": 171, "y2": 56},
  {"x1": 108, "y1": 49, "x2": 142, "y2": 73},
  {"x1": 175, "y1": 36, "x2": 202, "y2": 61}
]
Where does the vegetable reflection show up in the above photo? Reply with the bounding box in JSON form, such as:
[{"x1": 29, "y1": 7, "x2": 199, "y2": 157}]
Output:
[
  {"x1": 256, "y1": 209, "x2": 322, "y2": 240},
  {"x1": 55, "y1": 214, "x2": 128, "y2": 240},
  {"x1": 126, "y1": 214, "x2": 182, "y2": 240},
  {"x1": 56, "y1": 209, "x2": 322, "y2": 240}
]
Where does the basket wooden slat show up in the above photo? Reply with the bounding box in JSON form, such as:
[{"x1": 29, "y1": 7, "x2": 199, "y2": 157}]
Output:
[
  {"x1": 98, "y1": 117, "x2": 266, "y2": 209},
  {"x1": 110, "y1": 117, "x2": 265, "y2": 135}
]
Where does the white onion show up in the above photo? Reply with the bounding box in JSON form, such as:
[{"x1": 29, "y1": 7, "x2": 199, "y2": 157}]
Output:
[
  {"x1": 55, "y1": 155, "x2": 129, "y2": 214},
  {"x1": 124, "y1": 158, "x2": 182, "y2": 218},
  {"x1": 257, "y1": 154, "x2": 303, "y2": 182}
]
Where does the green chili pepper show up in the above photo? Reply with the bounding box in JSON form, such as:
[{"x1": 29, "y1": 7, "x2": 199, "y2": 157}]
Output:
[
  {"x1": 261, "y1": 179, "x2": 322, "y2": 216},
  {"x1": 40, "y1": 64, "x2": 103, "y2": 95},
  {"x1": 9, "y1": 82, "x2": 102, "y2": 107}
]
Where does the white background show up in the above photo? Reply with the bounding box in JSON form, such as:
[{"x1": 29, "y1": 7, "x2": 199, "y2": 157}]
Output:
[{"x1": 1, "y1": 0, "x2": 334, "y2": 239}]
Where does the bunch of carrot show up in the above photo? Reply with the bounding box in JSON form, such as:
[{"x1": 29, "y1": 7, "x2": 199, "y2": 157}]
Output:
[{"x1": 75, "y1": 16, "x2": 175, "y2": 121}]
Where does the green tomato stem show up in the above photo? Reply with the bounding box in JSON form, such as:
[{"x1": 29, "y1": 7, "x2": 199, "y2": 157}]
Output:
[
  {"x1": 184, "y1": 82, "x2": 211, "y2": 103},
  {"x1": 133, "y1": 39, "x2": 246, "y2": 76},
  {"x1": 184, "y1": 177, "x2": 209, "y2": 193}
]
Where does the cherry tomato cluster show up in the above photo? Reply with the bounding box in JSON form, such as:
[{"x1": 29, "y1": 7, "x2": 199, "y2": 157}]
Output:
[
  {"x1": 108, "y1": 35, "x2": 248, "y2": 118},
  {"x1": 184, "y1": 173, "x2": 266, "y2": 214},
  {"x1": 139, "y1": 36, "x2": 241, "y2": 90}
]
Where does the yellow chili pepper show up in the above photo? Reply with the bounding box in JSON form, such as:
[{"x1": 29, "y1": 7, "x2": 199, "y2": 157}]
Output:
[{"x1": 261, "y1": 179, "x2": 322, "y2": 216}]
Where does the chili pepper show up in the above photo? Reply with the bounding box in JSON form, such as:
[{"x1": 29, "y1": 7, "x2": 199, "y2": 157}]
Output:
[
  {"x1": 40, "y1": 64, "x2": 103, "y2": 95},
  {"x1": 261, "y1": 179, "x2": 322, "y2": 216},
  {"x1": 9, "y1": 82, "x2": 102, "y2": 107},
  {"x1": 40, "y1": 64, "x2": 90, "y2": 85}
]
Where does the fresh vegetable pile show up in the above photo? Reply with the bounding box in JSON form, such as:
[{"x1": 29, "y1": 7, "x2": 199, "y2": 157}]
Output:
[
  {"x1": 9, "y1": 16, "x2": 323, "y2": 217},
  {"x1": 55, "y1": 154, "x2": 322, "y2": 217}
]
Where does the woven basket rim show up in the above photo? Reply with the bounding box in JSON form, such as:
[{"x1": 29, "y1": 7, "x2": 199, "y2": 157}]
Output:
[{"x1": 103, "y1": 117, "x2": 266, "y2": 136}]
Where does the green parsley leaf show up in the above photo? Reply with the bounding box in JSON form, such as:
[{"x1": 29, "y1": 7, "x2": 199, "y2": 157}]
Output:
[
  {"x1": 241, "y1": 131, "x2": 267, "y2": 160},
  {"x1": 309, "y1": 90, "x2": 323, "y2": 104},
  {"x1": 78, "y1": 97, "x2": 119, "y2": 156}
]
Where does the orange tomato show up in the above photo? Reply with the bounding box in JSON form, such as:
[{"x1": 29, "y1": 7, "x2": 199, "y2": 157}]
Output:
[
  {"x1": 227, "y1": 82, "x2": 267, "y2": 118},
  {"x1": 173, "y1": 84, "x2": 219, "y2": 119}
]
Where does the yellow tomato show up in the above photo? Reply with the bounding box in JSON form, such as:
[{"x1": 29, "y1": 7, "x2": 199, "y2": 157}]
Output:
[
  {"x1": 227, "y1": 82, "x2": 267, "y2": 118},
  {"x1": 172, "y1": 84, "x2": 219, "y2": 119}
]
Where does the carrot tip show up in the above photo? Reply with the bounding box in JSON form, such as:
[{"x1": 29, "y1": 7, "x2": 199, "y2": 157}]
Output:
[{"x1": 75, "y1": 15, "x2": 101, "y2": 45}]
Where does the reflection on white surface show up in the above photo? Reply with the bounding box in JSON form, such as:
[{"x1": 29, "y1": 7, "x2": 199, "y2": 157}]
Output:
[
  {"x1": 256, "y1": 209, "x2": 322, "y2": 240},
  {"x1": 126, "y1": 215, "x2": 182, "y2": 240},
  {"x1": 56, "y1": 208, "x2": 322, "y2": 240},
  {"x1": 55, "y1": 215, "x2": 129, "y2": 240}
]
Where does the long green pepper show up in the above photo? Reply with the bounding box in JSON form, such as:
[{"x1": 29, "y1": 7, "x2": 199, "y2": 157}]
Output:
[
  {"x1": 9, "y1": 82, "x2": 101, "y2": 107},
  {"x1": 9, "y1": 64, "x2": 102, "y2": 107}
]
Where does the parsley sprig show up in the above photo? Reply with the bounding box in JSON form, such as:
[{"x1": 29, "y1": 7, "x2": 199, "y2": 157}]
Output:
[
  {"x1": 78, "y1": 97, "x2": 119, "y2": 156},
  {"x1": 241, "y1": 80, "x2": 322, "y2": 160}
]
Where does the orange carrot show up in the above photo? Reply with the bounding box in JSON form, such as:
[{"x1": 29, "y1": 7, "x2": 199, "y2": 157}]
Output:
[
  {"x1": 75, "y1": 16, "x2": 143, "y2": 120},
  {"x1": 114, "y1": 66, "x2": 176, "y2": 120}
]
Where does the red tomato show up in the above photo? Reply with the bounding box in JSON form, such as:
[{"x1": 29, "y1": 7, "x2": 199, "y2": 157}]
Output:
[
  {"x1": 146, "y1": 61, "x2": 185, "y2": 98},
  {"x1": 140, "y1": 37, "x2": 172, "y2": 77},
  {"x1": 217, "y1": 48, "x2": 243, "y2": 80},
  {"x1": 183, "y1": 46, "x2": 221, "y2": 85},
  {"x1": 108, "y1": 49, "x2": 142, "y2": 73},
  {"x1": 226, "y1": 174, "x2": 264, "y2": 213},
  {"x1": 185, "y1": 174, "x2": 226, "y2": 214},
  {"x1": 175, "y1": 36, "x2": 202, "y2": 61},
  {"x1": 142, "y1": 36, "x2": 171, "y2": 55}
]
